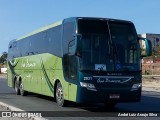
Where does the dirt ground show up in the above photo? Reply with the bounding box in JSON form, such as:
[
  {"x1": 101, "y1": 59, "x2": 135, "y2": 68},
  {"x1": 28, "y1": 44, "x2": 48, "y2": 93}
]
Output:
[
  {"x1": 142, "y1": 63, "x2": 160, "y2": 75},
  {"x1": 0, "y1": 73, "x2": 7, "y2": 78},
  {"x1": 142, "y1": 77, "x2": 160, "y2": 89}
]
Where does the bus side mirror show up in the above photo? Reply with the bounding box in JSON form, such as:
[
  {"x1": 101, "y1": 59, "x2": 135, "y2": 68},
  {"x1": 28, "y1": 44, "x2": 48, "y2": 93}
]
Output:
[
  {"x1": 68, "y1": 34, "x2": 82, "y2": 56},
  {"x1": 139, "y1": 38, "x2": 152, "y2": 57}
]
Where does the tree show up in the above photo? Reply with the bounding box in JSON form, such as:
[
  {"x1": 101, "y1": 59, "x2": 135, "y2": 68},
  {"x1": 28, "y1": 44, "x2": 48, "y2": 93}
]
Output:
[{"x1": 0, "y1": 52, "x2": 7, "y2": 64}]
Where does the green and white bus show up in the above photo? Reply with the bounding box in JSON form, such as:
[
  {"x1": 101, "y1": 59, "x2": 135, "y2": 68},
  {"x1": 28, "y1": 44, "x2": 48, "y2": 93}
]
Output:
[{"x1": 7, "y1": 17, "x2": 152, "y2": 107}]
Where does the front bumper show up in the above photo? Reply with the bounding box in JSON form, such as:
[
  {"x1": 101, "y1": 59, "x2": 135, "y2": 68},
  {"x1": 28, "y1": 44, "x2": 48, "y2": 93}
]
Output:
[{"x1": 76, "y1": 87, "x2": 141, "y2": 104}]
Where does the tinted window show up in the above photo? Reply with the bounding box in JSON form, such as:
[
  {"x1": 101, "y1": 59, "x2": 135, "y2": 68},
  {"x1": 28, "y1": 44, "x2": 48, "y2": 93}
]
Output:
[
  {"x1": 63, "y1": 22, "x2": 75, "y2": 55},
  {"x1": 9, "y1": 25, "x2": 63, "y2": 58},
  {"x1": 78, "y1": 19, "x2": 108, "y2": 34},
  {"x1": 62, "y1": 22, "x2": 78, "y2": 80},
  {"x1": 63, "y1": 55, "x2": 78, "y2": 80},
  {"x1": 49, "y1": 25, "x2": 62, "y2": 56}
]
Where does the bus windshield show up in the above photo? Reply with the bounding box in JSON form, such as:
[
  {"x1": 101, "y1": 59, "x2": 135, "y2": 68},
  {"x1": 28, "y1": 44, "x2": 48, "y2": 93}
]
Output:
[{"x1": 78, "y1": 19, "x2": 140, "y2": 72}]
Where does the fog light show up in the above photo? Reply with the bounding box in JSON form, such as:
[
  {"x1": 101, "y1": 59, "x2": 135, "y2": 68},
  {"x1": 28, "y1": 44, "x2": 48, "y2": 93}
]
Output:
[{"x1": 131, "y1": 83, "x2": 142, "y2": 91}]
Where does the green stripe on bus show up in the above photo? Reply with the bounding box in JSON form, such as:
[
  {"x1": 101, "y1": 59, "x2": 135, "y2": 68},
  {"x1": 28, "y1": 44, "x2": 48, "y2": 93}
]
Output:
[{"x1": 40, "y1": 58, "x2": 54, "y2": 94}]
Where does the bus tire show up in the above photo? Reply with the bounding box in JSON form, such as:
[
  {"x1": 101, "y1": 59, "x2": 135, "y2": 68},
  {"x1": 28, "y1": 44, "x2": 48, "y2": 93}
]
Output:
[
  {"x1": 19, "y1": 81, "x2": 27, "y2": 96},
  {"x1": 56, "y1": 82, "x2": 66, "y2": 107},
  {"x1": 15, "y1": 80, "x2": 20, "y2": 95}
]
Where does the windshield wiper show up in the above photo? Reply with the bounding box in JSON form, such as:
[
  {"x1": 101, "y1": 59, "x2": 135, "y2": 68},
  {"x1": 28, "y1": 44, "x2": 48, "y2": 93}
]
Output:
[{"x1": 107, "y1": 21, "x2": 122, "y2": 71}]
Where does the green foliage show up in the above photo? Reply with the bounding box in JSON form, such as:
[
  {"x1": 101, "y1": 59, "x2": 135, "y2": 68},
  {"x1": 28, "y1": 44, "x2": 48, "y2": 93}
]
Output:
[{"x1": 0, "y1": 52, "x2": 7, "y2": 64}]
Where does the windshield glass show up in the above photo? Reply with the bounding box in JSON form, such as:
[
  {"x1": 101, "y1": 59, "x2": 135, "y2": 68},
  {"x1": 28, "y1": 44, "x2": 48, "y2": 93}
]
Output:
[
  {"x1": 109, "y1": 21, "x2": 140, "y2": 71},
  {"x1": 78, "y1": 19, "x2": 140, "y2": 72}
]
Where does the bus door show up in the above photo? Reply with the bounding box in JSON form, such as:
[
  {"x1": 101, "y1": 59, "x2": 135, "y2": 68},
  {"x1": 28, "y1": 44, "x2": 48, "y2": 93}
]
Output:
[{"x1": 62, "y1": 20, "x2": 78, "y2": 101}]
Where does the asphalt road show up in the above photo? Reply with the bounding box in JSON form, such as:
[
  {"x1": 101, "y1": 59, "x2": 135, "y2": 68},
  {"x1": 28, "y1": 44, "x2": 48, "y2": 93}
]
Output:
[{"x1": 0, "y1": 77, "x2": 160, "y2": 120}]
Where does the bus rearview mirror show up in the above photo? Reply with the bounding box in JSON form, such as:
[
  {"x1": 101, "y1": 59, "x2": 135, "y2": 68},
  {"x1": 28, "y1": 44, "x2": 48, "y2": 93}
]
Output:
[{"x1": 139, "y1": 38, "x2": 152, "y2": 57}]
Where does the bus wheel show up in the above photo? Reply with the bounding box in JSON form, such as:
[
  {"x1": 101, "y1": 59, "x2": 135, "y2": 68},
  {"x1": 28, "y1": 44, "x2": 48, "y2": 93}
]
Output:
[
  {"x1": 15, "y1": 80, "x2": 20, "y2": 95},
  {"x1": 19, "y1": 81, "x2": 27, "y2": 96},
  {"x1": 56, "y1": 82, "x2": 66, "y2": 107}
]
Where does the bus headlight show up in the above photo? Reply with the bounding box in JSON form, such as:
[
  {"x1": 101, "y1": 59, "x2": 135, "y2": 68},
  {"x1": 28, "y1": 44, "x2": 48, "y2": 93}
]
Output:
[
  {"x1": 131, "y1": 83, "x2": 142, "y2": 91},
  {"x1": 80, "y1": 82, "x2": 97, "y2": 91}
]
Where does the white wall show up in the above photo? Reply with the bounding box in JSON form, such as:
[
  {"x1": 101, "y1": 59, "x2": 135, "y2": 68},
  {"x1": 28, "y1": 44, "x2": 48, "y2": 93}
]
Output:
[{"x1": 1, "y1": 68, "x2": 7, "y2": 73}]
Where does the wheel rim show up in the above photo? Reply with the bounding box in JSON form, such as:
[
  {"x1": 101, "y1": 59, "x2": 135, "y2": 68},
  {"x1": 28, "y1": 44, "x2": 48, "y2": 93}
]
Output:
[
  {"x1": 20, "y1": 83, "x2": 23, "y2": 95},
  {"x1": 56, "y1": 86, "x2": 63, "y2": 104},
  {"x1": 15, "y1": 81, "x2": 18, "y2": 92}
]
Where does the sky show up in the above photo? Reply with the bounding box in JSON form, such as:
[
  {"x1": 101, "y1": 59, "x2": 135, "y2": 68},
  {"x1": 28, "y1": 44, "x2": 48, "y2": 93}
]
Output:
[{"x1": 0, "y1": 0, "x2": 160, "y2": 56}]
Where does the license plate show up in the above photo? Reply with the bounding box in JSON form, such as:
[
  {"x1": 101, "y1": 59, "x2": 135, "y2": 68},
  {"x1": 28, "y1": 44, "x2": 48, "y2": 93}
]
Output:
[{"x1": 109, "y1": 94, "x2": 120, "y2": 99}]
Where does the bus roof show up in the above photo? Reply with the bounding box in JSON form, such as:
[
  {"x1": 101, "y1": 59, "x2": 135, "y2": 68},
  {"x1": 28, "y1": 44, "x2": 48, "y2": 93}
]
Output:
[
  {"x1": 15, "y1": 17, "x2": 133, "y2": 41},
  {"x1": 16, "y1": 20, "x2": 63, "y2": 41}
]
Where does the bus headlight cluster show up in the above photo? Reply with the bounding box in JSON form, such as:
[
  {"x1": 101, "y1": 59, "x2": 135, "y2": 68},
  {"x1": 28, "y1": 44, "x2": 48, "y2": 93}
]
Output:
[
  {"x1": 80, "y1": 82, "x2": 97, "y2": 91},
  {"x1": 131, "y1": 83, "x2": 142, "y2": 91}
]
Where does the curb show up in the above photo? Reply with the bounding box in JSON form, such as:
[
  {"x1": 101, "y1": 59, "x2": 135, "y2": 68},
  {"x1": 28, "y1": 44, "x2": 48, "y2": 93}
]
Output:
[
  {"x1": 0, "y1": 102, "x2": 47, "y2": 120},
  {"x1": 0, "y1": 102, "x2": 23, "y2": 111}
]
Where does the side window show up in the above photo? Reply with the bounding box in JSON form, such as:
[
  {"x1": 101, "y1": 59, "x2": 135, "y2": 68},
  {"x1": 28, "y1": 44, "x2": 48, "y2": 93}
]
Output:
[
  {"x1": 63, "y1": 55, "x2": 78, "y2": 80},
  {"x1": 52, "y1": 25, "x2": 62, "y2": 57},
  {"x1": 63, "y1": 22, "x2": 78, "y2": 80},
  {"x1": 63, "y1": 22, "x2": 75, "y2": 54},
  {"x1": 12, "y1": 41, "x2": 17, "y2": 58},
  {"x1": 48, "y1": 25, "x2": 62, "y2": 57},
  {"x1": 8, "y1": 43, "x2": 13, "y2": 60},
  {"x1": 39, "y1": 31, "x2": 48, "y2": 53}
]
